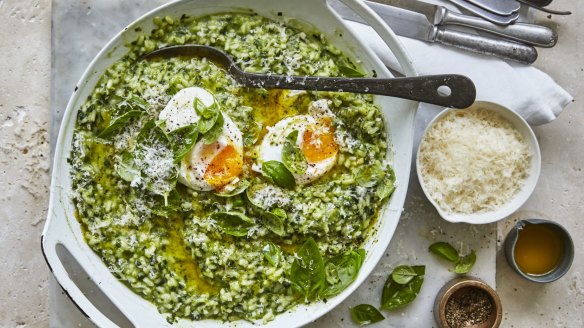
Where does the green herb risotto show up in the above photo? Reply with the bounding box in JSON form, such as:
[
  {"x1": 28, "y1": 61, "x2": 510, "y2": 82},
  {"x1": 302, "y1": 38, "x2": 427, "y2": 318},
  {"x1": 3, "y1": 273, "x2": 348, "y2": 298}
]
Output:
[{"x1": 70, "y1": 13, "x2": 395, "y2": 323}]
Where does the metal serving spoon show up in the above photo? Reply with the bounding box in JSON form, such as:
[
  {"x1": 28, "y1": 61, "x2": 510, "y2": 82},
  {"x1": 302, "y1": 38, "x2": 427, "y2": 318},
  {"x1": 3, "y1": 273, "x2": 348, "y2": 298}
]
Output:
[{"x1": 140, "y1": 45, "x2": 476, "y2": 108}]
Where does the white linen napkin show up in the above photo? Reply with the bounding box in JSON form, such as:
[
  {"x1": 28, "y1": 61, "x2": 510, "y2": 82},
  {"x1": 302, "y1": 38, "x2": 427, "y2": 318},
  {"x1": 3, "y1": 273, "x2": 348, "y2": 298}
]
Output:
[{"x1": 343, "y1": 8, "x2": 573, "y2": 126}]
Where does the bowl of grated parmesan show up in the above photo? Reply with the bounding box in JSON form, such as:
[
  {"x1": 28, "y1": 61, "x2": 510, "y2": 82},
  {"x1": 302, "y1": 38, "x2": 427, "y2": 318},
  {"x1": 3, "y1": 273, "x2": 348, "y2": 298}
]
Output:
[{"x1": 417, "y1": 101, "x2": 541, "y2": 224}]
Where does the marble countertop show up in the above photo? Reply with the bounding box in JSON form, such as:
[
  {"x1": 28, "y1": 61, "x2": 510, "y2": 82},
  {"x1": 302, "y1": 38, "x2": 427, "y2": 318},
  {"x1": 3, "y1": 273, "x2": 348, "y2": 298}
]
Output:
[{"x1": 1, "y1": 0, "x2": 582, "y2": 327}]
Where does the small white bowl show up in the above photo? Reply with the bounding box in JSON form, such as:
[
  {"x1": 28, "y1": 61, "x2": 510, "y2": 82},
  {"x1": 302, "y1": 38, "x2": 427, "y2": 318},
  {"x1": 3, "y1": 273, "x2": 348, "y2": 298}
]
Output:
[{"x1": 416, "y1": 101, "x2": 541, "y2": 224}]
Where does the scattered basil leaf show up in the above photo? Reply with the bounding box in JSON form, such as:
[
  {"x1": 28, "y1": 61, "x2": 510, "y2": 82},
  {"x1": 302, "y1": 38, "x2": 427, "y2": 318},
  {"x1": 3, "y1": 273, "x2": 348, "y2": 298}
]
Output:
[
  {"x1": 214, "y1": 179, "x2": 250, "y2": 197},
  {"x1": 262, "y1": 242, "x2": 282, "y2": 267},
  {"x1": 289, "y1": 237, "x2": 325, "y2": 300},
  {"x1": 193, "y1": 97, "x2": 218, "y2": 119},
  {"x1": 115, "y1": 151, "x2": 140, "y2": 183},
  {"x1": 198, "y1": 111, "x2": 219, "y2": 134},
  {"x1": 350, "y1": 304, "x2": 385, "y2": 325},
  {"x1": 262, "y1": 161, "x2": 296, "y2": 189},
  {"x1": 98, "y1": 110, "x2": 144, "y2": 138},
  {"x1": 202, "y1": 112, "x2": 224, "y2": 144},
  {"x1": 339, "y1": 65, "x2": 366, "y2": 78},
  {"x1": 210, "y1": 212, "x2": 254, "y2": 237},
  {"x1": 243, "y1": 121, "x2": 262, "y2": 147},
  {"x1": 429, "y1": 242, "x2": 460, "y2": 263},
  {"x1": 355, "y1": 164, "x2": 385, "y2": 188},
  {"x1": 321, "y1": 249, "x2": 365, "y2": 298},
  {"x1": 453, "y1": 250, "x2": 476, "y2": 274},
  {"x1": 282, "y1": 130, "x2": 307, "y2": 175},
  {"x1": 168, "y1": 123, "x2": 199, "y2": 163},
  {"x1": 391, "y1": 265, "x2": 418, "y2": 285},
  {"x1": 381, "y1": 265, "x2": 425, "y2": 310}
]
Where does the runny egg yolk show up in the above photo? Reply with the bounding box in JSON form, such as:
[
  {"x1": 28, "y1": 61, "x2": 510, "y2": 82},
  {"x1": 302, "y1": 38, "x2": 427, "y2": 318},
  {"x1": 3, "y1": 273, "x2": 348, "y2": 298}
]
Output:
[
  {"x1": 301, "y1": 120, "x2": 338, "y2": 164},
  {"x1": 203, "y1": 144, "x2": 243, "y2": 189}
]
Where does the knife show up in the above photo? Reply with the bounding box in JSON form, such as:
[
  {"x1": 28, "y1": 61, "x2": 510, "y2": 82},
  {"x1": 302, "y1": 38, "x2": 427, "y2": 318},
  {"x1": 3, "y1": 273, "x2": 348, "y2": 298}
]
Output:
[
  {"x1": 331, "y1": 1, "x2": 538, "y2": 64},
  {"x1": 370, "y1": 0, "x2": 557, "y2": 47}
]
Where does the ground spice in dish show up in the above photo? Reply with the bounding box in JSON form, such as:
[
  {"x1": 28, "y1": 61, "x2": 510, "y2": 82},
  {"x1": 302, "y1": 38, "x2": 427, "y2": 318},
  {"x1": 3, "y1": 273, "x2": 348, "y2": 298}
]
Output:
[{"x1": 445, "y1": 287, "x2": 494, "y2": 328}]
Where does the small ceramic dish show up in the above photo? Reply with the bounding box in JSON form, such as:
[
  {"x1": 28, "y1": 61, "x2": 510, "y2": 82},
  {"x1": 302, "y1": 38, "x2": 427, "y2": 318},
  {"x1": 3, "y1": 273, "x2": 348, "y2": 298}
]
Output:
[
  {"x1": 434, "y1": 277, "x2": 503, "y2": 328},
  {"x1": 416, "y1": 101, "x2": 541, "y2": 224},
  {"x1": 504, "y1": 218, "x2": 574, "y2": 283}
]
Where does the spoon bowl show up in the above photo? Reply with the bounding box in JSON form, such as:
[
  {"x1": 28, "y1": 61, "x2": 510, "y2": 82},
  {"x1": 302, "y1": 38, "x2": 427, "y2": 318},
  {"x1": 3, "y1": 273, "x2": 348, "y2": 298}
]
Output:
[{"x1": 140, "y1": 45, "x2": 476, "y2": 108}]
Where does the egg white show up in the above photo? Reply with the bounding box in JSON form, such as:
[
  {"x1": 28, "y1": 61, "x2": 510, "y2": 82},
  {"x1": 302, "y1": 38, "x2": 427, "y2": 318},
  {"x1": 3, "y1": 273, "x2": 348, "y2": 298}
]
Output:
[
  {"x1": 159, "y1": 86, "x2": 215, "y2": 132},
  {"x1": 159, "y1": 87, "x2": 243, "y2": 191},
  {"x1": 255, "y1": 100, "x2": 338, "y2": 185}
]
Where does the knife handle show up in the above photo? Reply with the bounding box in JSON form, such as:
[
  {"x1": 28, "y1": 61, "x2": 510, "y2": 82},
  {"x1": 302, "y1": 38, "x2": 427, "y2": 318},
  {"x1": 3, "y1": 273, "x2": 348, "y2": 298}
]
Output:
[
  {"x1": 441, "y1": 10, "x2": 557, "y2": 48},
  {"x1": 435, "y1": 28, "x2": 538, "y2": 65}
]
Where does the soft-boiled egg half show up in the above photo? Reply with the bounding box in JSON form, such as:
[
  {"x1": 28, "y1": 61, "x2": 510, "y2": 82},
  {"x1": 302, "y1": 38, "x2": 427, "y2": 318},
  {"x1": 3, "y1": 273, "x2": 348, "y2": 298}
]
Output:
[
  {"x1": 256, "y1": 99, "x2": 339, "y2": 185},
  {"x1": 159, "y1": 87, "x2": 243, "y2": 191}
]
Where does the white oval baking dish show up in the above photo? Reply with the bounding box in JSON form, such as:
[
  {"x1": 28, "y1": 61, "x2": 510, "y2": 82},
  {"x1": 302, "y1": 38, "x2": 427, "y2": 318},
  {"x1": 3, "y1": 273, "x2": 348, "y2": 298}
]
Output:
[{"x1": 42, "y1": 0, "x2": 418, "y2": 327}]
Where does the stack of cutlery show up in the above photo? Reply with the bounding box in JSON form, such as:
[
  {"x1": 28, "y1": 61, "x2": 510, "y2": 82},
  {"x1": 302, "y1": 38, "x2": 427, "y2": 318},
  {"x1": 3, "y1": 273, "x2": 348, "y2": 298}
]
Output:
[{"x1": 334, "y1": 0, "x2": 563, "y2": 65}]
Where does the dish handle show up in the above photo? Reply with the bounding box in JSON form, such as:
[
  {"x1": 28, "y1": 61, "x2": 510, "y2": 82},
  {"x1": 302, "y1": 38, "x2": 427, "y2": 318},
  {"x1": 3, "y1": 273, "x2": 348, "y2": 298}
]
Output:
[{"x1": 41, "y1": 206, "x2": 127, "y2": 328}]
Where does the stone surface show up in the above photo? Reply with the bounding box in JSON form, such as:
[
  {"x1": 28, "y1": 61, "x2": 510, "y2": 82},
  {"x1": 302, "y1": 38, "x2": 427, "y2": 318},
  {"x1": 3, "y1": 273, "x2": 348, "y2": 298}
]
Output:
[
  {"x1": 0, "y1": 0, "x2": 52, "y2": 327},
  {"x1": 0, "y1": 0, "x2": 582, "y2": 327},
  {"x1": 496, "y1": 1, "x2": 584, "y2": 327},
  {"x1": 0, "y1": 0, "x2": 51, "y2": 327}
]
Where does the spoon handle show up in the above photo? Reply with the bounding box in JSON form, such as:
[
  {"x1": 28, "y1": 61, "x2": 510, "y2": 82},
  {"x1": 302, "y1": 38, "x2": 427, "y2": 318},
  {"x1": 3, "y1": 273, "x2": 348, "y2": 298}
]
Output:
[{"x1": 239, "y1": 73, "x2": 476, "y2": 108}]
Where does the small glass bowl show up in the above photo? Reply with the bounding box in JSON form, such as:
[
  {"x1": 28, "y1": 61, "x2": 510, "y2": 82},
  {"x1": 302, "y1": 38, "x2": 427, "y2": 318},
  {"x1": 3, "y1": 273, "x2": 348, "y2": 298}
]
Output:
[{"x1": 504, "y1": 218, "x2": 574, "y2": 283}]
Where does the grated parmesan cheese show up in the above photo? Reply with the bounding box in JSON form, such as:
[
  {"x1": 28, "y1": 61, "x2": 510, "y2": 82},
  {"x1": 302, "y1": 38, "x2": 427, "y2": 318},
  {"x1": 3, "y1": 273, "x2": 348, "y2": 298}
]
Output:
[{"x1": 418, "y1": 108, "x2": 532, "y2": 214}]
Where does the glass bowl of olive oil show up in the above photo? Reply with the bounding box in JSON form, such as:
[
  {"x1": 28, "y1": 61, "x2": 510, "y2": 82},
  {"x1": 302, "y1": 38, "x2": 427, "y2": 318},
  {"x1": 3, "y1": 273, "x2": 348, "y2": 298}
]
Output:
[{"x1": 504, "y1": 219, "x2": 574, "y2": 283}]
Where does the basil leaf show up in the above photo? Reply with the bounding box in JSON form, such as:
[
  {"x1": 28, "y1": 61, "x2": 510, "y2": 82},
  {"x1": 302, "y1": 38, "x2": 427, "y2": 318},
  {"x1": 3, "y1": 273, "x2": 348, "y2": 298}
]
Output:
[
  {"x1": 98, "y1": 110, "x2": 144, "y2": 138},
  {"x1": 115, "y1": 151, "x2": 140, "y2": 183},
  {"x1": 214, "y1": 179, "x2": 250, "y2": 197},
  {"x1": 193, "y1": 97, "x2": 218, "y2": 119},
  {"x1": 391, "y1": 265, "x2": 418, "y2": 285},
  {"x1": 289, "y1": 237, "x2": 325, "y2": 300},
  {"x1": 136, "y1": 120, "x2": 157, "y2": 144},
  {"x1": 453, "y1": 250, "x2": 476, "y2": 274},
  {"x1": 429, "y1": 242, "x2": 460, "y2": 263},
  {"x1": 350, "y1": 304, "x2": 385, "y2": 325},
  {"x1": 376, "y1": 167, "x2": 396, "y2": 200},
  {"x1": 263, "y1": 208, "x2": 286, "y2": 236},
  {"x1": 210, "y1": 212, "x2": 254, "y2": 237},
  {"x1": 118, "y1": 96, "x2": 148, "y2": 111},
  {"x1": 282, "y1": 130, "x2": 307, "y2": 175},
  {"x1": 198, "y1": 111, "x2": 219, "y2": 134},
  {"x1": 262, "y1": 161, "x2": 296, "y2": 189},
  {"x1": 339, "y1": 65, "x2": 366, "y2": 78},
  {"x1": 243, "y1": 121, "x2": 262, "y2": 147},
  {"x1": 245, "y1": 183, "x2": 270, "y2": 209},
  {"x1": 381, "y1": 265, "x2": 425, "y2": 310},
  {"x1": 355, "y1": 164, "x2": 385, "y2": 188},
  {"x1": 202, "y1": 112, "x2": 224, "y2": 144},
  {"x1": 321, "y1": 249, "x2": 365, "y2": 297},
  {"x1": 168, "y1": 123, "x2": 199, "y2": 163},
  {"x1": 151, "y1": 189, "x2": 185, "y2": 217},
  {"x1": 262, "y1": 242, "x2": 282, "y2": 267},
  {"x1": 356, "y1": 249, "x2": 366, "y2": 266}
]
